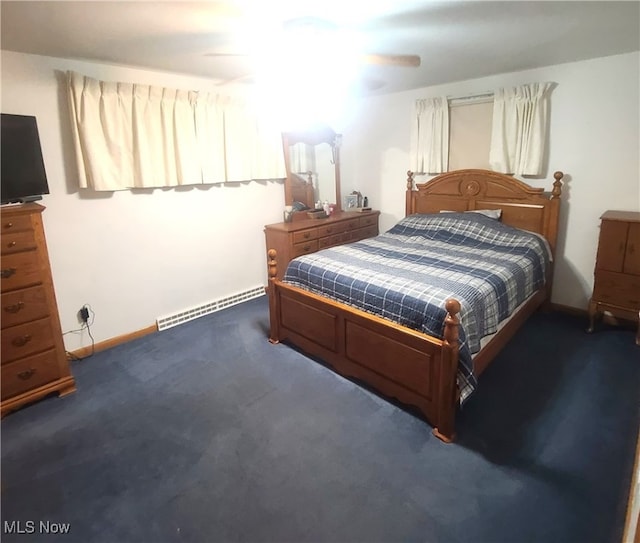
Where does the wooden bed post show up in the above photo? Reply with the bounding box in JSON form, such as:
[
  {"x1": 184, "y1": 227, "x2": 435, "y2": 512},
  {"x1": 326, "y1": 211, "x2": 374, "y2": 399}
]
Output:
[
  {"x1": 305, "y1": 171, "x2": 314, "y2": 208},
  {"x1": 267, "y1": 249, "x2": 281, "y2": 344},
  {"x1": 405, "y1": 171, "x2": 415, "y2": 216},
  {"x1": 544, "y1": 171, "x2": 564, "y2": 307},
  {"x1": 548, "y1": 171, "x2": 564, "y2": 252},
  {"x1": 433, "y1": 298, "x2": 461, "y2": 443},
  {"x1": 551, "y1": 170, "x2": 564, "y2": 199}
]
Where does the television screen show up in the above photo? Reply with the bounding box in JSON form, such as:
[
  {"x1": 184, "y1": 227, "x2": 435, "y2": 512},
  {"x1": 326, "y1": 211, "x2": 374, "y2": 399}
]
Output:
[{"x1": 1, "y1": 113, "x2": 50, "y2": 204}]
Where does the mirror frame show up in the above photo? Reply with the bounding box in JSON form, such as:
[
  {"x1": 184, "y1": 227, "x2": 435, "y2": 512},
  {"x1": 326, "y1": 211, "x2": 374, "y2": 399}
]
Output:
[{"x1": 282, "y1": 124, "x2": 342, "y2": 213}]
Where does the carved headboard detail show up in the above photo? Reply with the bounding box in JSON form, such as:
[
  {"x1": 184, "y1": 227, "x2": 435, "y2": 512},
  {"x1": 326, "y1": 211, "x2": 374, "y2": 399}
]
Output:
[
  {"x1": 289, "y1": 172, "x2": 315, "y2": 209},
  {"x1": 405, "y1": 169, "x2": 564, "y2": 255}
]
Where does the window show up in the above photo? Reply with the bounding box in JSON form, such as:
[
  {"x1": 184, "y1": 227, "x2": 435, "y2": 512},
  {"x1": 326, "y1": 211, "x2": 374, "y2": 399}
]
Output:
[{"x1": 448, "y1": 99, "x2": 493, "y2": 171}]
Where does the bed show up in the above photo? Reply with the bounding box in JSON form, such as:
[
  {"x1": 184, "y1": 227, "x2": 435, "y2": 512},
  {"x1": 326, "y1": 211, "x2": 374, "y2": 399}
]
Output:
[{"x1": 266, "y1": 168, "x2": 564, "y2": 442}]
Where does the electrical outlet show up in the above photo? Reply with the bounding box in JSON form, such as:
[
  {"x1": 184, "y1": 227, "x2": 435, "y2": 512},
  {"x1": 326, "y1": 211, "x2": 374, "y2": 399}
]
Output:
[{"x1": 79, "y1": 306, "x2": 89, "y2": 323}]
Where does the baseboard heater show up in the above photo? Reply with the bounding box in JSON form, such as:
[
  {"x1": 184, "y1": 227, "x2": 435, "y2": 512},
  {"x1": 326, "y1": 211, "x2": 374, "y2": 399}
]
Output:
[{"x1": 156, "y1": 286, "x2": 265, "y2": 331}]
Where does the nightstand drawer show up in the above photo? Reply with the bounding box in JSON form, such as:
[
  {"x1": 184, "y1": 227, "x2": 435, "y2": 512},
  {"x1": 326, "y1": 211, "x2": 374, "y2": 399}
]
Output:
[
  {"x1": 593, "y1": 271, "x2": 640, "y2": 308},
  {"x1": 1, "y1": 350, "x2": 60, "y2": 400},
  {"x1": 1, "y1": 251, "x2": 42, "y2": 293},
  {"x1": 1, "y1": 230, "x2": 38, "y2": 255},
  {"x1": 1, "y1": 317, "x2": 56, "y2": 364},
  {"x1": 1, "y1": 285, "x2": 50, "y2": 329},
  {"x1": 292, "y1": 229, "x2": 319, "y2": 244},
  {"x1": 292, "y1": 240, "x2": 318, "y2": 258}
]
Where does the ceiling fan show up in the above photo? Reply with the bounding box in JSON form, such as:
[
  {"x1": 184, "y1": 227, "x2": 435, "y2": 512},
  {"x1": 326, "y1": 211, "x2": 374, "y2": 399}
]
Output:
[{"x1": 203, "y1": 16, "x2": 421, "y2": 88}]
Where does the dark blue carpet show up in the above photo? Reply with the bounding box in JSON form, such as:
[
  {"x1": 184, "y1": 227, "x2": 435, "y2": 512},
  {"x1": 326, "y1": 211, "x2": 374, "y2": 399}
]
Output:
[{"x1": 1, "y1": 296, "x2": 638, "y2": 543}]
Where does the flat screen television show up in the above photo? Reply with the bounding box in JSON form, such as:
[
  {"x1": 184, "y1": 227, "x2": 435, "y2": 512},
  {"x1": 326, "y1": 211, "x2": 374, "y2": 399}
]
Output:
[{"x1": 1, "y1": 113, "x2": 50, "y2": 204}]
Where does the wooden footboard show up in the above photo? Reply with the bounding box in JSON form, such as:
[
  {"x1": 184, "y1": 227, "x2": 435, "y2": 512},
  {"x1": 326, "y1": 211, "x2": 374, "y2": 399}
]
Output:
[{"x1": 267, "y1": 249, "x2": 461, "y2": 442}]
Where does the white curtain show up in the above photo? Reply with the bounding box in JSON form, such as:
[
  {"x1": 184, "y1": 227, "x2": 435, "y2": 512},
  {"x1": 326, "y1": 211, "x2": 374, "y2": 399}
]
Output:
[
  {"x1": 289, "y1": 143, "x2": 316, "y2": 175},
  {"x1": 132, "y1": 85, "x2": 200, "y2": 187},
  {"x1": 194, "y1": 92, "x2": 227, "y2": 184},
  {"x1": 67, "y1": 71, "x2": 286, "y2": 190},
  {"x1": 410, "y1": 97, "x2": 449, "y2": 174},
  {"x1": 489, "y1": 82, "x2": 553, "y2": 176}
]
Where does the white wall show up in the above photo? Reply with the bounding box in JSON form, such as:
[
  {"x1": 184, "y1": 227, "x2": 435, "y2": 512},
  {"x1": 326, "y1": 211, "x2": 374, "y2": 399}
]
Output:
[
  {"x1": 1, "y1": 51, "x2": 285, "y2": 351},
  {"x1": 2, "y1": 50, "x2": 638, "y2": 352},
  {"x1": 340, "y1": 52, "x2": 640, "y2": 310}
]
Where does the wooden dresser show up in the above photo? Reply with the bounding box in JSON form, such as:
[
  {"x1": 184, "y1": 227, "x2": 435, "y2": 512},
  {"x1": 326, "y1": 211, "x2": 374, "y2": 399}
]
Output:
[
  {"x1": 587, "y1": 210, "x2": 640, "y2": 345},
  {"x1": 1, "y1": 203, "x2": 76, "y2": 416},
  {"x1": 265, "y1": 210, "x2": 380, "y2": 280}
]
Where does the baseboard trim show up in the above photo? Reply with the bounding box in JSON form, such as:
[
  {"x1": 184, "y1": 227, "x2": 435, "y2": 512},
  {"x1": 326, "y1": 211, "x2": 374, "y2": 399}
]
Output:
[
  {"x1": 68, "y1": 324, "x2": 157, "y2": 360},
  {"x1": 551, "y1": 303, "x2": 636, "y2": 328},
  {"x1": 550, "y1": 303, "x2": 587, "y2": 317},
  {"x1": 67, "y1": 290, "x2": 267, "y2": 360},
  {"x1": 65, "y1": 302, "x2": 627, "y2": 361}
]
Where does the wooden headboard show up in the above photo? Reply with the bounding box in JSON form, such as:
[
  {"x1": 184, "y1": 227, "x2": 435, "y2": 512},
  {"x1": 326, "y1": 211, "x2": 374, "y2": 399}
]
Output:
[
  {"x1": 405, "y1": 169, "x2": 564, "y2": 256},
  {"x1": 289, "y1": 172, "x2": 315, "y2": 209}
]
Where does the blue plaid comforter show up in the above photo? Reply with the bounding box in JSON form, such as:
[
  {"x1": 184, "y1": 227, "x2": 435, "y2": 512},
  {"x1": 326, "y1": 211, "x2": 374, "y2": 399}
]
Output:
[{"x1": 283, "y1": 213, "x2": 551, "y2": 402}]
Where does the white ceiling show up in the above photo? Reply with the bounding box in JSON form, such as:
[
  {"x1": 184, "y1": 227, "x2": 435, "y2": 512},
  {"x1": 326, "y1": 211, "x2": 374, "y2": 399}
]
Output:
[{"x1": 1, "y1": 1, "x2": 639, "y2": 95}]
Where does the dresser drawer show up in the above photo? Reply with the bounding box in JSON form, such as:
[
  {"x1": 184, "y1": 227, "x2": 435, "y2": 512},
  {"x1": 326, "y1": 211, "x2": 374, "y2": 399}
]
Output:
[
  {"x1": 1, "y1": 317, "x2": 56, "y2": 364},
  {"x1": 1, "y1": 230, "x2": 38, "y2": 255},
  {"x1": 1, "y1": 250, "x2": 42, "y2": 293},
  {"x1": 593, "y1": 271, "x2": 640, "y2": 309},
  {"x1": 292, "y1": 229, "x2": 319, "y2": 244},
  {"x1": 343, "y1": 219, "x2": 361, "y2": 231},
  {"x1": 318, "y1": 233, "x2": 349, "y2": 250},
  {"x1": 1, "y1": 349, "x2": 61, "y2": 400},
  {"x1": 292, "y1": 240, "x2": 318, "y2": 258},
  {"x1": 1, "y1": 285, "x2": 49, "y2": 329},
  {"x1": 318, "y1": 223, "x2": 348, "y2": 237},
  {"x1": 344, "y1": 225, "x2": 378, "y2": 243},
  {"x1": 360, "y1": 225, "x2": 379, "y2": 238},
  {"x1": 359, "y1": 215, "x2": 378, "y2": 228},
  {"x1": 1, "y1": 214, "x2": 33, "y2": 235}
]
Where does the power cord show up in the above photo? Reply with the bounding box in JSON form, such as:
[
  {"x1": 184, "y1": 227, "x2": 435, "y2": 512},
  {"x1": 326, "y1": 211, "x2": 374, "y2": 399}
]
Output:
[{"x1": 64, "y1": 303, "x2": 95, "y2": 361}]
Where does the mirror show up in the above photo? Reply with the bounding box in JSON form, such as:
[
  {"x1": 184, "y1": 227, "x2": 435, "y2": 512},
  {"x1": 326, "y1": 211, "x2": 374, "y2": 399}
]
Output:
[{"x1": 282, "y1": 125, "x2": 342, "y2": 213}]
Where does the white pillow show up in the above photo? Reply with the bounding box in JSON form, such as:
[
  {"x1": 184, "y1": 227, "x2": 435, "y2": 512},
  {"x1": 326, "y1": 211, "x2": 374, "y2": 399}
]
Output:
[
  {"x1": 469, "y1": 209, "x2": 502, "y2": 219},
  {"x1": 440, "y1": 209, "x2": 502, "y2": 220}
]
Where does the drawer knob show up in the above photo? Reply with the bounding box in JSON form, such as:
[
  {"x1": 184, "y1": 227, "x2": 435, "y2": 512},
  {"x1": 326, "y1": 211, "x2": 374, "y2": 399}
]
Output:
[
  {"x1": 303, "y1": 245, "x2": 311, "y2": 251},
  {"x1": 4, "y1": 222, "x2": 13, "y2": 229},
  {"x1": 12, "y1": 334, "x2": 32, "y2": 347},
  {"x1": 1, "y1": 268, "x2": 17, "y2": 279},
  {"x1": 17, "y1": 368, "x2": 36, "y2": 380},
  {"x1": 326, "y1": 228, "x2": 333, "y2": 233},
  {"x1": 303, "y1": 232, "x2": 310, "y2": 239},
  {"x1": 7, "y1": 241, "x2": 16, "y2": 248},
  {"x1": 4, "y1": 301, "x2": 25, "y2": 313}
]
